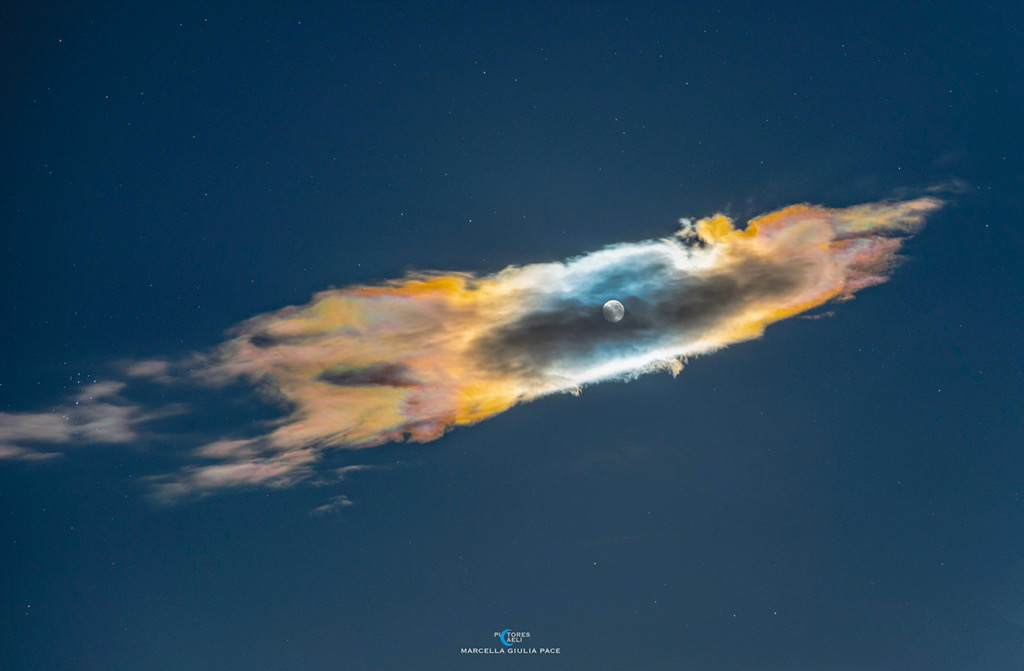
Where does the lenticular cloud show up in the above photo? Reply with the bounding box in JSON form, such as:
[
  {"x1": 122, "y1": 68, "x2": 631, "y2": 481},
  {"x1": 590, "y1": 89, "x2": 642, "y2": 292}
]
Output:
[{"x1": 0, "y1": 197, "x2": 943, "y2": 498}]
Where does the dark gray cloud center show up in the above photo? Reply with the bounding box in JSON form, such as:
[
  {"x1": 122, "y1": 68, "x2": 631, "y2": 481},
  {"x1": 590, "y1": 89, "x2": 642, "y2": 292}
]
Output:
[{"x1": 473, "y1": 252, "x2": 805, "y2": 377}]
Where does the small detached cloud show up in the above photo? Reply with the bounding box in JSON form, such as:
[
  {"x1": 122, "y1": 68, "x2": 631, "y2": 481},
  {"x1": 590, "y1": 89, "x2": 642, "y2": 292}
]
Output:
[{"x1": 310, "y1": 495, "x2": 355, "y2": 516}]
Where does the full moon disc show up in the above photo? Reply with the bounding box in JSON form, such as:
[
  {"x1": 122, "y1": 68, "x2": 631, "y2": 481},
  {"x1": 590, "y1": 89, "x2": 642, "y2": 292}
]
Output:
[{"x1": 602, "y1": 299, "x2": 625, "y2": 322}]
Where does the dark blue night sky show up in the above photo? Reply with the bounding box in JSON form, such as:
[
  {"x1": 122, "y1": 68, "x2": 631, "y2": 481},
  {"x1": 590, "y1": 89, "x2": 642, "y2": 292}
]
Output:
[{"x1": 2, "y1": 2, "x2": 1023, "y2": 669}]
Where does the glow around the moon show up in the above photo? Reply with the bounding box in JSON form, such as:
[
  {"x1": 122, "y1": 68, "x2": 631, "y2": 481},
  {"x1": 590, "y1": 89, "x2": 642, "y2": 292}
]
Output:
[{"x1": 603, "y1": 299, "x2": 625, "y2": 322}]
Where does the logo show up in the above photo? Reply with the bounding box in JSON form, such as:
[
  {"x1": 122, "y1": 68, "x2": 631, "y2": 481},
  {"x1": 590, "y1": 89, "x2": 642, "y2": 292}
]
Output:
[
  {"x1": 459, "y1": 628, "x2": 561, "y2": 655},
  {"x1": 498, "y1": 629, "x2": 529, "y2": 646}
]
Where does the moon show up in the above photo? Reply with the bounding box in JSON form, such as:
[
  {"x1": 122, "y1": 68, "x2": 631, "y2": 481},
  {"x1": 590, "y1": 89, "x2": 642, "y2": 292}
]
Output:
[{"x1": 602, "y1": 299, "x2": 625, "y2": 322}]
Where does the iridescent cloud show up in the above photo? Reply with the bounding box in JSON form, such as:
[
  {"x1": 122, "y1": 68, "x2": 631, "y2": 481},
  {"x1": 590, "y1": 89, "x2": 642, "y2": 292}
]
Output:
[{"x1": 0, "y1": 197, "x2": 943, "y2": 499}]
